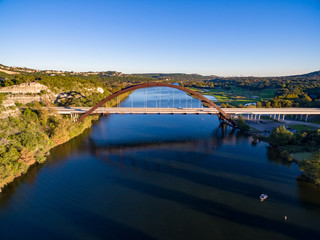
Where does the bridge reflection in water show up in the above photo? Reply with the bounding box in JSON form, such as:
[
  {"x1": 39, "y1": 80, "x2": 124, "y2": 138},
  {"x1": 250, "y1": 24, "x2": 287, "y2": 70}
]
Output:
[{"x1": 88, "y1": 123, "x2": 240, "y2": 170}]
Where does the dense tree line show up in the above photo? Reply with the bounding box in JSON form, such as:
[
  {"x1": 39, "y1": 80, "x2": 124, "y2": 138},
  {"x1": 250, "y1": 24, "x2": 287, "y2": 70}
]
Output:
[
  {"x1": 0, "y1": 71, "x2": 156, "y2": 91},
  {"x1": 133, "y1": 73, "x2": 212, "y2": 81},
  {"x1": 183, "y1": 71, "x2": 320, "y2": 107},
  {"x1": 269, "y1": 126, "x2": 320, "y2": 151}
]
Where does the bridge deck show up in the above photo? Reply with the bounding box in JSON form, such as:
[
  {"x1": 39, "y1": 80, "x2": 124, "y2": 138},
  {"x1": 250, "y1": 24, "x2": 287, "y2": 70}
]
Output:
[{"x1": 52, "y1": 107, "x2": 320, "y2": 115}]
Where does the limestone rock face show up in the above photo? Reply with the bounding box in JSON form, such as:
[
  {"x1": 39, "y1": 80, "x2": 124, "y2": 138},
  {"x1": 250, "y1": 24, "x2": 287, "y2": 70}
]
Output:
[
  {"x1": 0, "y1": 82, "x2": 56, "y2": 107},
  {"x1": 2, "y1": 94, "x2": 55, "y2": 107},
  {"x1": 0, "y1": 82, "x2": 50, "y2": 94},
  {"x1": 0, "y1": 108, "x2": 20, "y2": 119}
]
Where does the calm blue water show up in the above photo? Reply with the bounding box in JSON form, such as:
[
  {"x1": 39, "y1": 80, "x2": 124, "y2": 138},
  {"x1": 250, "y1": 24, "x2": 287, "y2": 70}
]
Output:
[
  {"x1": 0, "y1": 87, "x2": 319, "y2": 240},
  {"x1": 118, "y1": 85, "x2": 217, "y2": 108}
]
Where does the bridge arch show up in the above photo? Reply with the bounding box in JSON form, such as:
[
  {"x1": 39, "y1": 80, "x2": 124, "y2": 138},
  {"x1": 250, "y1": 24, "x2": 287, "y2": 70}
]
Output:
[{"x1": 77, "y1": 82, "x2": 235, "y2": 126}]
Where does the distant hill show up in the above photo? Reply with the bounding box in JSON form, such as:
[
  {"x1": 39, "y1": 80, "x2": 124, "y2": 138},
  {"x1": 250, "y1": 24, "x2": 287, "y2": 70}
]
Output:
[
  {"x1": 134, "y1": 71, "x2": 320, "y2": 81},
  {"x1": 292, "y1": 70, "x2": 320, "y2": 79},
  {"x1": 133, "y1": 73, "x2": 216, "y2": 81},
  {"x1": 0, "y1": 63, "x2": 319, "y2": 81},
  {"x1": 0, "y1": 64, "x2": 123, "y2": 77}
]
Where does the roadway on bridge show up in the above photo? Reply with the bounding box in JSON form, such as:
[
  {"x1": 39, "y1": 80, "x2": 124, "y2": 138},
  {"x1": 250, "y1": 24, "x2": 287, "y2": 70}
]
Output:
[{"x1": 52, "y1": 107, "x2": 320, "y2": 115}]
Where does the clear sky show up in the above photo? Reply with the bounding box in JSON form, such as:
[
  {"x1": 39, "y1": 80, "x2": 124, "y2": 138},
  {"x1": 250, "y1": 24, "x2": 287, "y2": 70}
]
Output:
[{"x1": 0, "y1": 0, "x2": 319, "y2": 76}]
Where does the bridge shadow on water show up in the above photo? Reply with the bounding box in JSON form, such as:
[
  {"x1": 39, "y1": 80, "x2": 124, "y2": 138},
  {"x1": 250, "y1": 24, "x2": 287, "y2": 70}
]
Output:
[
  {"x1": 1, "y1": 118, "x2": 320, "y2": 239},
  {"x1": 105, "y1": 176, "x2": 320, "y2": 240},
  {"x1": 86, "y1": 123, "x2": 317, "y2": 202},
  {"x1": 84, "y1": 122, "x2": 320, "y2": 238},
  {"x1": 90, "y1": 143, "x2": 320, "y2": 212}
]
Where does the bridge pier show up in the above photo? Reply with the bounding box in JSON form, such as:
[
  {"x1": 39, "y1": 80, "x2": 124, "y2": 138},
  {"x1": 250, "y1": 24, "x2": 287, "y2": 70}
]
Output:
[
  {"x1": 305, "y1": 115, "x2": 309, "y2": 122},
  {"x1": 70, "y1": 113, "x2": 79, "y2": 122}
]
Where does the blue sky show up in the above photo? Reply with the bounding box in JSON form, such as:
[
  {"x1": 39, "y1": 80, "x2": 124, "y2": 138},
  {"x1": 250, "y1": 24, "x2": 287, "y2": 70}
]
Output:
[{"x1": 0, "y1": 0, "x2": 319, "y2": 76}]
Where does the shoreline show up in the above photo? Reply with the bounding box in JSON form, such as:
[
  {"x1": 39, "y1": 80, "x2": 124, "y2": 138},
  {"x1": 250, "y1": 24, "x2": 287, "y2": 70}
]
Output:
[
  {"x1": 245, "y1": 120, "x2": 320, "y2": 187},
  {"x1": 0, "y1": 114, "x2": 99, "y2": 193}
]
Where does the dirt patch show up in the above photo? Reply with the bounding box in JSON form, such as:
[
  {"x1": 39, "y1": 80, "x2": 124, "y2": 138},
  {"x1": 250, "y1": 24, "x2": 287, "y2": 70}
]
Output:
[
  {"x1": 0, "y1": 69, "x2": 19, "y2": 74},
  {"x1": 291, "y1": 152, "x2": 314, "y2": 162}
]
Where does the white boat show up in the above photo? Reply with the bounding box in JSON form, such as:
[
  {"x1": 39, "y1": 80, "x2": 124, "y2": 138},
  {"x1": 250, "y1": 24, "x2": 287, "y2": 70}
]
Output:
[{"x1": 260, "y1": 194, "x2": 268, "y2": 201}]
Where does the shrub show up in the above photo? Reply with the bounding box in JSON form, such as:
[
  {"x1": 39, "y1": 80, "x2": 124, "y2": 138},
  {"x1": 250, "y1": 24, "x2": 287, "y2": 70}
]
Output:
[
  {"x1": 15, "y1": 102, "x2": 23, "y2": 107},
  {"x1": 235, "y1": 115, "x2": 250, "y2": 132}
]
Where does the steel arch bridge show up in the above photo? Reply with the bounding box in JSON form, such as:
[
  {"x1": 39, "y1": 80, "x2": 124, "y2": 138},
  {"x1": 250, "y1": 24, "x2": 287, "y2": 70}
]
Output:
[{"x1": 77, "y1": 82, "x2": 236, "y2": 126}]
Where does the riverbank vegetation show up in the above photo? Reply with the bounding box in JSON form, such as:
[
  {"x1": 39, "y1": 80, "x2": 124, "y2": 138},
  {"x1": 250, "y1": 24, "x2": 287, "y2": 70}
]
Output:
[
  {"x1": 268, "y1": 126, "x2": 320, "y2": 152},
  {"x1": 234, "y1": 115, "x2": 250, "y2": 132},
  {"x1": 300, "y1": 151, "x2": 320, "y2": 186},
  {"x1": 263, "y1": 125, "x2": 320, "y2": 185},
  {"x1": 0, "y1": 106, "x2": 99, "y2": 192}
]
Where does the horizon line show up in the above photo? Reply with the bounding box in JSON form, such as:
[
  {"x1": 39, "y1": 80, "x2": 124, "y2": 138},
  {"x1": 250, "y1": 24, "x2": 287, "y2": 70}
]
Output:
[{"x1": 0, "y1": 63, "x2": 319, "y2": 78}]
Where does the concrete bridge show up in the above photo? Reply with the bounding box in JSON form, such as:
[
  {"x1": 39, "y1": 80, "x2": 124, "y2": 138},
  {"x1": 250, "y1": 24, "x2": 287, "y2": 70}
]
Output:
[
  {"x1": 53, "y1": 107, "x2": 320, "y2": 122},
  {"x1": 49, "y1": 82, "x2": 320, "y2": 126}
]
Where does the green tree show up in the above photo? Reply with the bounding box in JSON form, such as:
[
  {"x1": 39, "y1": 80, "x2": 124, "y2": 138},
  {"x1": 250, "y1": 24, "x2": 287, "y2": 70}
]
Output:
[
  {"x1": 256, "y1": 101, "x2": 262, "y2": 108},
  {"x1": 235, "y1": 115, "x2": 250, "y2": 132},
  {"x1": 269, "y1": 125, "x2": 294, "y2": 146}
]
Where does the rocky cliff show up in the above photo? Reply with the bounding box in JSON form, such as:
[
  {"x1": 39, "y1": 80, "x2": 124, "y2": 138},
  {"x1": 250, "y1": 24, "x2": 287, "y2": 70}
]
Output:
[
  {"x1": 0, "y1": 82, "x2": 56, "y2": 107},
  {"x1": 0, "y1": 82, "x2": 50, "y2": 94}
]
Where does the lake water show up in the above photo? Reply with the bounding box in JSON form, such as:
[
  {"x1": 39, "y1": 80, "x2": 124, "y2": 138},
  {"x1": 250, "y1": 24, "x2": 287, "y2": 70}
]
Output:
[{"x1": 0, "y1": 86, "x2": 320, "y2": 240}]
